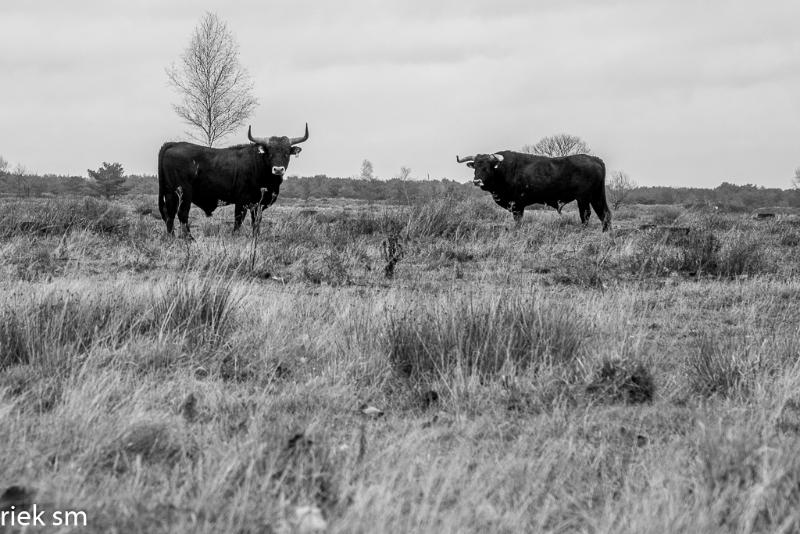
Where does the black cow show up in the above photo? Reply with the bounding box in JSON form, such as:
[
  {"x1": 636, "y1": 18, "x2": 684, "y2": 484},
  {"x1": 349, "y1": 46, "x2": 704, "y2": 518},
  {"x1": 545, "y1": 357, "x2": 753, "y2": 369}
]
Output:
[
  {"x1": 158, "y1": 124, "x2": 309, "y2": 238},
  {"x1": 456, "y1": 151, "x2": 611, "y2": 231}
]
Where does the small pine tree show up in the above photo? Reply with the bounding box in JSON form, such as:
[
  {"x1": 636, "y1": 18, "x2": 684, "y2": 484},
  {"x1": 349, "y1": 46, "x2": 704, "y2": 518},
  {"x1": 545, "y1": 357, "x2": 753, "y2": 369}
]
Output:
[{"x1": 88, "y1": 162, "x2": 131, "y2": 199}]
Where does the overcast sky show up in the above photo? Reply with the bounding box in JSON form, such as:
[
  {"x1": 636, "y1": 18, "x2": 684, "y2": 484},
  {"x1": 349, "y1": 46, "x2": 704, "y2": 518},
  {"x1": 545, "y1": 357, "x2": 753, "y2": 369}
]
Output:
[{"x1": 1, "y1": 1, "x2": 798, "y2": 188}]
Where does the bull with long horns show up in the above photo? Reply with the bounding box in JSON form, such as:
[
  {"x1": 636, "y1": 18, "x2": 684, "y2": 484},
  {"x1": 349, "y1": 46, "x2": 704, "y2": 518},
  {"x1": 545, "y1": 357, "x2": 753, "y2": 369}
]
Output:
[
  {"x1": 158, "y1": 124, "x2": 309, "y2": 238},
  {"x1": 456, "y1": 150, "x2": 611, "y2": 231}
]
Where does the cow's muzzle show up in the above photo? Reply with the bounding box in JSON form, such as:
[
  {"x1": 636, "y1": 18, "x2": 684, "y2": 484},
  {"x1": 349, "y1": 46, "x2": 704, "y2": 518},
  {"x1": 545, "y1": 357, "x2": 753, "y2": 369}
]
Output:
[
  {"x1": 272, "y1": 166, "x2": 286, "y2": 176},
  {"x1": 472, "y1": 179, "x2": 483, "y2": 187}
]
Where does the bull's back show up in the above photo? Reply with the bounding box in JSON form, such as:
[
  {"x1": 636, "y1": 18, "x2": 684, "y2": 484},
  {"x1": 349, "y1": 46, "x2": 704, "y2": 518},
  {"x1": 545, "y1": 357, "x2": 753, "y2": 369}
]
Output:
[
  {"x1": 534, "y1": 155, "x2": 604, "y2": 187},
  {"x1": 158, "y1": 143, "x2": 204, "y2": 188},
  {"x1": 510, "y1": 154, "x2": 604, "y2": 199},
  {"x1": 567, "y1": 154, "x2": 605, "y2": 182}
]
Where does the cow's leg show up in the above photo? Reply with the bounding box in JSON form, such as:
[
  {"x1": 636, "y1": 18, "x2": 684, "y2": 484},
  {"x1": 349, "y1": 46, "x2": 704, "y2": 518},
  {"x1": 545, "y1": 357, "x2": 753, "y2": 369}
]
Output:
[
  {"x1": 578, "y1": 199, "x2": 592, "y2": 226},
  {"x1": 161, "y1": 192, "x2": 179, "y2": 235},
  {"x1": 591, "y1": 197, "x2": 612, "y2": 232},
  {"x1": 176, "y1": 185, "x2": 194, "y2": 240},
  {"x1": 233, "y1": 204, "x2": 247, "y2": 233}
]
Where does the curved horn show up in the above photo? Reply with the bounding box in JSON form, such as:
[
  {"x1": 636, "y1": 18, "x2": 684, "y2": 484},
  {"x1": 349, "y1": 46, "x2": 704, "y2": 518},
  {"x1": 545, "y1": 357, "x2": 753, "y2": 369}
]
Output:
[
  {"x1": 289, "y1": 123, "x2": 309, "y2": 145},
  {"x1": 456, "y1": 155, "x2": 475, "y2": 163},
  {"x1": 490, "y1": 153, "x2": 504, "y2": 162},
  {"x1": 247, "y1": 125, "x2": 269, "y2": 145}
]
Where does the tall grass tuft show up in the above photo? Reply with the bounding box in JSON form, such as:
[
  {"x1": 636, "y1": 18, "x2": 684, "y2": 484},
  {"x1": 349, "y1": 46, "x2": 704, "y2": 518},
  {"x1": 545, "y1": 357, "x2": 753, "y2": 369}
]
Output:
[
  {"x1": 714, "y1": 231, "x2": 770, "y2": 277},
  {"x1": 685, "y1": 332, "x2": 753, "y2": 398},
  {"x1": 385, "y1": 293, "x2": 586, "y2": 381},
  {"x1": 0, "y1": 290, "x2": 143, "y2": 371},
  {"x1": 585, "y1": 359, "x2": 655, "y2": 404},
  {"x1": 152, "y1": 273, "x2": 238, "y2": 347}
]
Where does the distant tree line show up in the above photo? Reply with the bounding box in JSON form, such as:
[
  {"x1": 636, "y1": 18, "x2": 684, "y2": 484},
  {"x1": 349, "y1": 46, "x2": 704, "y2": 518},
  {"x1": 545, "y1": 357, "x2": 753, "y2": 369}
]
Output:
[
  {"x1": 0, "y1": 171, "x2": 158, "y2": 197},
  {"x1": 626, "y1": 182, "x2": 800, "y2": 211},
  {"x1": 3, "y1": 167, "x2": 800, "y2": 212},
  {"x1": 279, "y1": 175, "x2": 479, "y2": 204}
]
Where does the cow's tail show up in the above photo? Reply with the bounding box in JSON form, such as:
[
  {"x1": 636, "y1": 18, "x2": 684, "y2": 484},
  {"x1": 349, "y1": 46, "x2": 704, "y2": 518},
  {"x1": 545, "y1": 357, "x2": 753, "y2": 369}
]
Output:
[
  {"x1": 157, "y1": 143, "x2": 170, "y2": 222},
  {"x1": 598, "y1": 158, "x2": 612, "y2": 232}
]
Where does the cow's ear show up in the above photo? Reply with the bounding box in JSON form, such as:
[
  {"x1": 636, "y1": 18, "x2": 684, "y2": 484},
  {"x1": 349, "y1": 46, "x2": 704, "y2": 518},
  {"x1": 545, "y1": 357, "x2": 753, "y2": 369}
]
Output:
[
  {"x1": 290, "y1": 146, "x2": 302, "y2": 156},
  {"x1": 257, "y1": 146, "x2": 266, "y2": 154},
  {"x1": 466, "y1": 162, "x2": 475, "y2": 169}
]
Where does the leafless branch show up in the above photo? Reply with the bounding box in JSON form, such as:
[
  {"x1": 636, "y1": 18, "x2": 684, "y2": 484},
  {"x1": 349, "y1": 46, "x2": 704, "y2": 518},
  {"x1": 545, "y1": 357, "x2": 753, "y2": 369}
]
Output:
[{"x1": 607, "y1": 170, "x2": 638, "y2": 210}]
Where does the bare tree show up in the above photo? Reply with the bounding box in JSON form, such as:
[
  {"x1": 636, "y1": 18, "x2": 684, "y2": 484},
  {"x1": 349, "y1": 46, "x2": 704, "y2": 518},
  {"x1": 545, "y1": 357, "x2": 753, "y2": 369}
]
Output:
[
  {"x1": 360, "y1": 159, "x2": 375, "y2": 180},
  {"x1": 394, "y1": 166, "x2": 413, "y2": 204},
  {"x1": 793, "y1": 167, "x2": 800, "y2": 189},
  {"x1": 522, "y1": 134, "x2": 592, "y2": 157},
  {"x1": 166, "y1": 12, "x2": 258, "y2": 147},
  {"x1": 13, "y1": 164, "x2": 29, "y2": 197},
  {"x1": 0, "y1": 155, "x2": 8, "y2": 176},
  {"x1": 607, "y1": 170, "x2": 638, "y2": 210}
]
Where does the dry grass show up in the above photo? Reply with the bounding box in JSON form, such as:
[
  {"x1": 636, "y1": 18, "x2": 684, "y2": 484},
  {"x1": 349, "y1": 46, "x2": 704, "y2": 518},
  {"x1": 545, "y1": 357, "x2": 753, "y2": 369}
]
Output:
[{"x1": 2, "y1": 195, "x2": 800, "y2": 532}]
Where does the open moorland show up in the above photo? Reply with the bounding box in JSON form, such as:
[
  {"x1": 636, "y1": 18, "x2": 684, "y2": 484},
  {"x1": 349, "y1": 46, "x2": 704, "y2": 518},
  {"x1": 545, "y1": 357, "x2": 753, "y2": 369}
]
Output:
[{"x1": 2, "y1": 194, "x2": 800, "y2": 533}]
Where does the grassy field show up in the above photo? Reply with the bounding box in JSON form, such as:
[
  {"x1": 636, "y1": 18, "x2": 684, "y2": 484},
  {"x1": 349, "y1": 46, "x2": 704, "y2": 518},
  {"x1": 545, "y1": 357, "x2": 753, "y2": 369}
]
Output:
[{"x1": 2, "y1": 194, "x2": 800, "y2": 533}]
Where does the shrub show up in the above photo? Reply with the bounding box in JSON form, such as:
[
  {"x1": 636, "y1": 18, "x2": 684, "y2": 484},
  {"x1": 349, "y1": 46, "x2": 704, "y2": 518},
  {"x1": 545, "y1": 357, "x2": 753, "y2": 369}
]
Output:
[
  {"x1": 96, "y1": 417, "x2": 189, "y2": 474},
  {"x1": 401, "y1": 197, "x2": 483, "y2": 239},
  {"x1": 585, "y1": 359, "x2": 655, "y2": 404},
  {"x1": 626, "y1": 225, "x2": 771, "y2": 278},
  {"x1": 134, "y1": 200, "x2": 157, "y2": 218},
  {"x1": 678, "y1": 231, "x2": 720, "y2": 274},
  {"x1": 780, "y1": 231, "x2": 800, "y2": 247},
  {"x1": 625, "y1": 229, "x2": 718, "y2": 276},
  {"x1": 295, "y1": 249, "x2": 351, "y2": 286},
  {"x1": 649, "y1": 205, "x2": 682, "y2": 225},
  {"x1": 714, "y1": 231, "x2": 770, "y2": 277}
]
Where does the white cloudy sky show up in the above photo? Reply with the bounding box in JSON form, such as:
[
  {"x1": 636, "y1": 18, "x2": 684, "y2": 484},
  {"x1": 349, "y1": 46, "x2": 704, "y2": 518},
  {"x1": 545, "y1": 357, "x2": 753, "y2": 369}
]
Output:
[{"x1": 1, "y1": 0, "x2": 798, "y2": 187}]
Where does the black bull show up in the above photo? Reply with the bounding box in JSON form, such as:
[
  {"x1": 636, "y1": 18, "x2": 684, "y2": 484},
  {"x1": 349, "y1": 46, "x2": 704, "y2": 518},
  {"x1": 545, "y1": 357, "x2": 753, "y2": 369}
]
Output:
[
  {"x1": 158, "y1": 124, "x2": 308, "y2": 238},
  {"x1": 457, "y1": 151, "x2": 611, "y2": 231}
]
